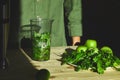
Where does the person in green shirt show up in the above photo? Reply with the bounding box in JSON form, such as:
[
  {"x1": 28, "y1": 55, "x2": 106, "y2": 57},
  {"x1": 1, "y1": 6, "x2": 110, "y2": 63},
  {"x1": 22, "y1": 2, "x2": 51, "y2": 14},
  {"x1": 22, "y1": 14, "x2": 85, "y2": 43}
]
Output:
[{"x1": 20, "y1": 0, "x2": 83, "y2": 47}]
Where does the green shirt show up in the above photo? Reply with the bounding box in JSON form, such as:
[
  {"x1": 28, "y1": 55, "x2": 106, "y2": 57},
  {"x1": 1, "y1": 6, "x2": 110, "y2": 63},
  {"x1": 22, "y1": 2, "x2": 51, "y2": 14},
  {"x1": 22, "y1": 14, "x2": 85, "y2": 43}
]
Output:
[{"x1": 20, "y1": 0, "x2": 82, "y2": 47}]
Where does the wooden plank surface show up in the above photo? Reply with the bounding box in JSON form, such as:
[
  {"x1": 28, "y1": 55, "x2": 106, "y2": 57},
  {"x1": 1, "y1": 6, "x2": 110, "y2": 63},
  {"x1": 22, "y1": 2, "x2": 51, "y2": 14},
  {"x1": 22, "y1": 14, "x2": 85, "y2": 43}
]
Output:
[{"x1": 20, "y1": 46, "x2": 120, "y2": 80}]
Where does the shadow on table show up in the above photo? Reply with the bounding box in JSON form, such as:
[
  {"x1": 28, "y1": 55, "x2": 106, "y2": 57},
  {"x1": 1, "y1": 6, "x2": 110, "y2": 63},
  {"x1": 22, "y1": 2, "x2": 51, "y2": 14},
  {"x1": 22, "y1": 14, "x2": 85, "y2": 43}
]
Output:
[{"x1": 0, "y1": 48, "x2": 38, "y2": 80}]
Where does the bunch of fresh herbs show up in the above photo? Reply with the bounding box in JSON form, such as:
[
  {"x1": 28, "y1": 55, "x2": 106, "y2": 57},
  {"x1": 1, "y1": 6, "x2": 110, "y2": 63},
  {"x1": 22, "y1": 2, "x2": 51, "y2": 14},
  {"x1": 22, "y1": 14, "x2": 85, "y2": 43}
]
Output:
[{"x1": 60, "y1": 39, "x2": 120, "y2": 74}]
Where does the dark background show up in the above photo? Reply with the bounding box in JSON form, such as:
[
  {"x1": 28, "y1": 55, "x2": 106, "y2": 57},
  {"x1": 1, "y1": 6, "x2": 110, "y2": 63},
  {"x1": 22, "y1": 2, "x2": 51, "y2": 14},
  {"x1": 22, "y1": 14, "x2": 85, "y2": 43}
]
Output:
[
  {"x1": 1, "y1": 0, "x2": 120, "y2": 57},
  {"x1": 82, "y1": 0, "x2": 120, "y2": 57}
]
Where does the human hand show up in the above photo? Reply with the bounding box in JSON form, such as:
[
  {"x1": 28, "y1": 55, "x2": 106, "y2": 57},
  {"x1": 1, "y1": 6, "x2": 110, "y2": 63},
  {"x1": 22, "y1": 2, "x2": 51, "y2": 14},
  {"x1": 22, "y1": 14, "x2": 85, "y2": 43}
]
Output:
[{"x1": 72, "y1": 36, "x2": 81, "y2": 46}]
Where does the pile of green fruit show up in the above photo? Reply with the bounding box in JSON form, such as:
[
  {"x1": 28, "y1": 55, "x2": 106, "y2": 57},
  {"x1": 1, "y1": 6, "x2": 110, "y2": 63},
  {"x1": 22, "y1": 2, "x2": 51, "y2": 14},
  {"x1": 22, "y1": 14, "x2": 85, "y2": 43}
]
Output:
[{"x1": 60, "y1": 39, "x2": 120, "y2": 74}]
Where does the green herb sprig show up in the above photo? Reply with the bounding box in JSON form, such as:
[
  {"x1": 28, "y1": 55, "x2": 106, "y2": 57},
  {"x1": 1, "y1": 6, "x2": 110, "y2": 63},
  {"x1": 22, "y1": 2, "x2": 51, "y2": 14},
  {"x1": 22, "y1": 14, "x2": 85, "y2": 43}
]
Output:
[{"x1": 60, "y1": 39, "x2": 120, "y2": 74}]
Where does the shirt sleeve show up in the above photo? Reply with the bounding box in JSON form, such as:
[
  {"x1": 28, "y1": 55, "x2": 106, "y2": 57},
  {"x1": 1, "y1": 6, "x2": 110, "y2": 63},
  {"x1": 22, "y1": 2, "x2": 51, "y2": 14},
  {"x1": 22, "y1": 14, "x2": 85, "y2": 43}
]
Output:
[{"x1": 64, "y1": 0, "x2": 83, "y2": 37}]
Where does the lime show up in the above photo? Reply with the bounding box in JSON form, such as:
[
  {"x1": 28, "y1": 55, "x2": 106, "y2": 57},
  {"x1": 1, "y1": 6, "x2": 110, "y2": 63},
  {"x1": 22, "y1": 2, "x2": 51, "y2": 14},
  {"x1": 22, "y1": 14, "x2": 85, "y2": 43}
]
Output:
[{"x1": 35, "y1": 69, "x2": 50, "y2": 80}]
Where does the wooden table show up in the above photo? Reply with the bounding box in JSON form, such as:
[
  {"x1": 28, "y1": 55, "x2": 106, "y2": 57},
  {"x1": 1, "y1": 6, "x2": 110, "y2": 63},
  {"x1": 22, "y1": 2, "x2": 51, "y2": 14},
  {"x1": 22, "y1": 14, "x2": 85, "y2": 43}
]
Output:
[{"x1": 20, "y1": 46, "x2": 120, "y2": 80}]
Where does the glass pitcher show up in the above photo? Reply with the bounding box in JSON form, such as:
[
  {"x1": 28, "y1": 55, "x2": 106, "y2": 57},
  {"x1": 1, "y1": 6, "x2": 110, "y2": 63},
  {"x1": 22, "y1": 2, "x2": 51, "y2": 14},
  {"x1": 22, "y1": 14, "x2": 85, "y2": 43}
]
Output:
[{"x1": 30, "y1": 18, "x2": 53, "y2": 61}]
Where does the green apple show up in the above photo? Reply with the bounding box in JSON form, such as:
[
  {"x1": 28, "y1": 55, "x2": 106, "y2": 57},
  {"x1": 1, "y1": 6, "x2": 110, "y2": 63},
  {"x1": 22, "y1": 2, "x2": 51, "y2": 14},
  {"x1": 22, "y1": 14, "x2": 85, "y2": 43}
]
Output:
[
  {"x1": 100, "y1": 46, "x2": 113, "y2": 55},
  {"x1": 85, "y1": 39, "x2": 97, "y2": 48},
  {"x1": 35, "y1": 69, "x2": 50, "y2": 80},
  {"x1": 76, "y1": 45, "x2": 87, "y2": 52}
]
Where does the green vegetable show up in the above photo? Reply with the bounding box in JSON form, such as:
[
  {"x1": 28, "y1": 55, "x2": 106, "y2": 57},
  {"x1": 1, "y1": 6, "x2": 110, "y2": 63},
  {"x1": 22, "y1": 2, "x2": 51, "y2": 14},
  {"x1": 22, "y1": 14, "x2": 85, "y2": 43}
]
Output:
[
  {"x1": 32, "y1": 32, "x2": 51, "y2": 61},
  {"x1": 60, "y1": 39, "x2": 120, "y2": 74},
  {"x1": 97, "y1": 60, "x2": 104, "y2": 74}
]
